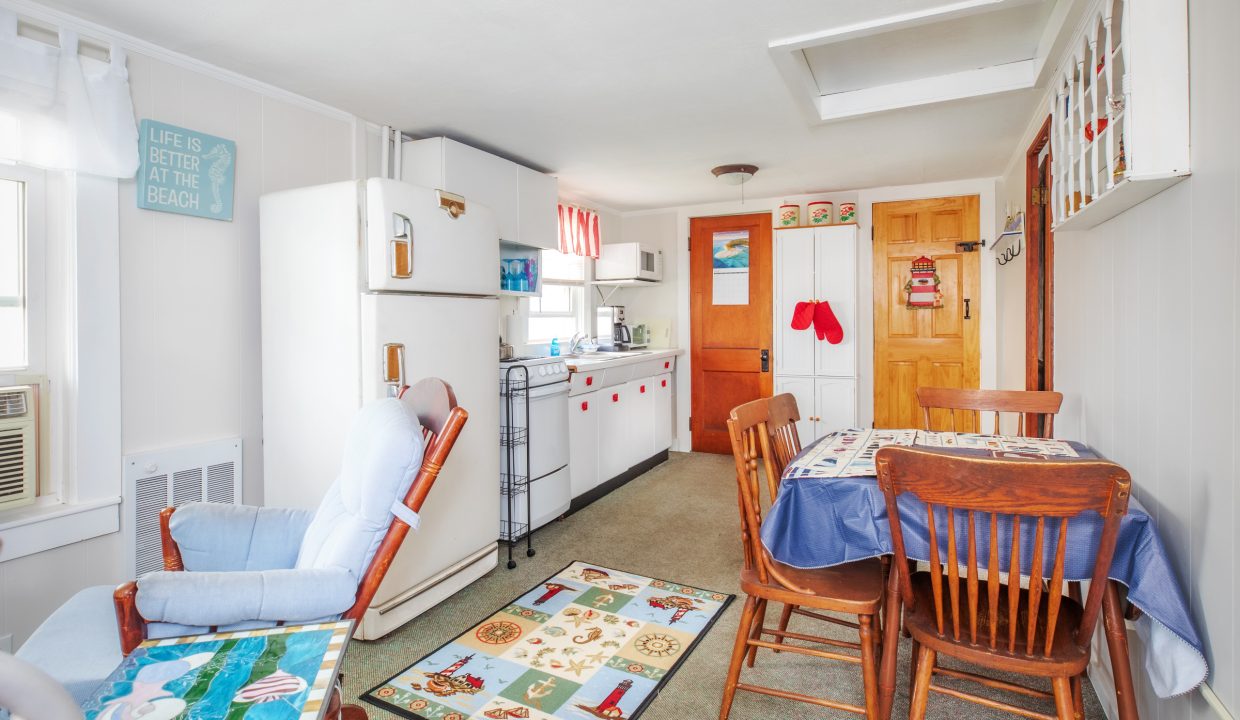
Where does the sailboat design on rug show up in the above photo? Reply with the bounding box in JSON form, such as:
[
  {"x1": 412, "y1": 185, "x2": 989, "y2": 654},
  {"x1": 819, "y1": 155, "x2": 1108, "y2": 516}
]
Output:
[
  {"x1": 422, "y1": 653, "x2": 485, "y2": 697},
  {"x1": 575, "y1": 679, "x2": 634, "y2": 719}
]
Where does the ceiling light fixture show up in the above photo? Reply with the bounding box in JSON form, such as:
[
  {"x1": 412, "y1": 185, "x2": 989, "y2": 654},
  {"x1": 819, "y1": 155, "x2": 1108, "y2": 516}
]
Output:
[
  {"x1": 712, "y1": 164, "x2": 759, "y2": 204},
  {"x1": 711, "y1": 164, "x2": 758, "y2": 185}
]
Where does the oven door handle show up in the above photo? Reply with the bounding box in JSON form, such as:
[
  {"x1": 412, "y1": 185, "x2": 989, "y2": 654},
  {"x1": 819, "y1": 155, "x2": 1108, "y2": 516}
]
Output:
[{"x1": 525, "y1": 382, "x2": 570, "y2": 400}]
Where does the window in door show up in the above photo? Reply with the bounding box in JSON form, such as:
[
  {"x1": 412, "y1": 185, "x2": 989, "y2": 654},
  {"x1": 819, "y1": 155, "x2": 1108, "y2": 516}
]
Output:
[{"x1": 527, "y1": 248, "x2": 586, "y2": 343}]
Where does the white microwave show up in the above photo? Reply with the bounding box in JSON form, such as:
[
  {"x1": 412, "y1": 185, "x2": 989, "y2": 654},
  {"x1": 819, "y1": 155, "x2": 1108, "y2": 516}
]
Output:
[{"x1": 595, "y1": 242, "x2": 662, "y2": 282}]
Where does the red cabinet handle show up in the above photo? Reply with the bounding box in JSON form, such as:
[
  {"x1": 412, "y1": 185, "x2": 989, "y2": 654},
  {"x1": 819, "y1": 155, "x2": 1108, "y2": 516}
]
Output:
[
  {"x1": 664, "y1": 361, "x2": 670, "y2": 369},
  {"x1": 661, "y1": 379, "x2": 667, "y2": 387},
  {"x1": 640, "y1": 385, "x2": 646, "y2": 393},
  {"x1": 586, "y1": 376, "x2": 593, "y2": 386},
  {"x1": 581, "y1": 401, "x2": 589, "y2": 411},
  {"x1": 612, "y1": 393, "x2": 619, "y2": 402}
]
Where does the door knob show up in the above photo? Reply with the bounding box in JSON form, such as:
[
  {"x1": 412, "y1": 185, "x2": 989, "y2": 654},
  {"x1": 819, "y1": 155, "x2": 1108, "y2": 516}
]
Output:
[{"x1": 760, "y1": 349, "x2": 769, "y2": 372}]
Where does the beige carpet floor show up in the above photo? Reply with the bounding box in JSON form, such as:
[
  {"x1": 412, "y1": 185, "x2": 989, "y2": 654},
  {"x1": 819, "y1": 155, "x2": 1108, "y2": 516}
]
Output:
[{"x1": 343, "y1": 451, "x2": 1104, "y2": 719}]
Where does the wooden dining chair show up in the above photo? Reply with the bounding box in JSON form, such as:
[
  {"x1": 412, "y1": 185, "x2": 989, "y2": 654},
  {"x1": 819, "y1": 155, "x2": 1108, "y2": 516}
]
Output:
[
  {"x1": 917, "y1": 387, "x2": 1064, "y2": 437},
  {"x1": 721, "y1": 398, "x2": 885, "y2": 719},
  {"x1": 874, "y1": 446, "x2": 1131, "y2": 720}
]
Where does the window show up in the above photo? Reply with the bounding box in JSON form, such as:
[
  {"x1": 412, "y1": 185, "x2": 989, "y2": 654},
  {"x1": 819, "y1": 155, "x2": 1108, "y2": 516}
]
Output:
[
  {"x1": 0, "y1": 167, "x2": 42, "y2": 372},
  {"x1": 527, "y1": 249, "x2": 586, "y2": 343}
]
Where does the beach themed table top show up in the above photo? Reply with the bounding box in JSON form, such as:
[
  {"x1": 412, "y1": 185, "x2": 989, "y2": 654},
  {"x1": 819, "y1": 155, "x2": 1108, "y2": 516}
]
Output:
[
  {"x1": 762, "y1": 429, "x2": 1208, "y2": 699},
  {"x1": 82, "y1": 620, "x2": 353, "y2": 720}
]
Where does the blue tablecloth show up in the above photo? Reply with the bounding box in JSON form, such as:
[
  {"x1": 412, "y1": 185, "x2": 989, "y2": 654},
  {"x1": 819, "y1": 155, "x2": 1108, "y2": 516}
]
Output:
[{"x1": 760, "y1": 433, "x2": 1207, "y2": 698}]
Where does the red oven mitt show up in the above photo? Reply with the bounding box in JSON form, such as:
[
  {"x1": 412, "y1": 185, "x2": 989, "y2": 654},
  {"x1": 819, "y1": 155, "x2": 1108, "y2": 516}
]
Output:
[
  {"x1": 813, "y1": 300, "x2": 844, "y2": 344},
  {"x1": 791, "y1": 300, "x2": 815, "y2": 330}
]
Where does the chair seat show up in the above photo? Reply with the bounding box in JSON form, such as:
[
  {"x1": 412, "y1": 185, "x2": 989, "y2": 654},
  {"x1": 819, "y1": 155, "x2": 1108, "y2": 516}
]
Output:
[
  {"x1": 15, "y1": 585, "x2": 122, "y2": 705},
  {"x1": 741, "y1": 557, "x2": 884, "y2": 614},
  {"x1": 905, "y1": 571, "x2": 1090, "y2": 677}
]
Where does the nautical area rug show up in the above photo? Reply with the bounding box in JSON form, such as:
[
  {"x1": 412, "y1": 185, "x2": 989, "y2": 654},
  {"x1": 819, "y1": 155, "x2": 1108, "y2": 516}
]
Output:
[{"x1": 363, "y1": 561, "x2": 733, "y2": 720}]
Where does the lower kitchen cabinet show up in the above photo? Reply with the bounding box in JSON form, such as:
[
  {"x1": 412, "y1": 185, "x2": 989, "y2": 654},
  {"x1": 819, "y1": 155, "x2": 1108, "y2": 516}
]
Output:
[
  {"x1": 774, "y1": 375, "x2": 856, "y2": 444},
  {"x1": 653, "y1": 373, "x2": 673, "y2": 451},
  {"x1": 626, "y1": 378, "x2": 656, "y2": 466},
  {"x1": 569, "y1": 391, "x2": 600, "y2": 498},
  {"x1": 597, "y1": 385, "x2": 631, "y2": 483},
  {"x1": 568, "y1": 365, "x2": 676, "y2": 502}
]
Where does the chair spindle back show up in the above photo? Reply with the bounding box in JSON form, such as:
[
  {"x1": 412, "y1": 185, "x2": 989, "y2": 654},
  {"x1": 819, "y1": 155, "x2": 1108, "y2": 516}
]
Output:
[
  {"x1": 764, "y1": 393, "x2": 803, "y2": 482},
  {"x1": 917, "y1": 387, "x2": 1063, "y2": 437},
  {"x1": 875, "y1": 446, "x2": 1130, "y2": 657}
]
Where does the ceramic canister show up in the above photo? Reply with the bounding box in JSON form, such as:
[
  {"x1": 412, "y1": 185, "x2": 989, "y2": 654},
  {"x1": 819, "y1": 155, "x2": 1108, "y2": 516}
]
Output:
[
  {"x1": 838, "y1": 201, "x2": 857, "y2": 223},
  {"x1": 778, "y1": 203, "x2": 800, "y2": 226},
  {"x1": 807, "y1": 201, "x2": 833, "y2": 225}
]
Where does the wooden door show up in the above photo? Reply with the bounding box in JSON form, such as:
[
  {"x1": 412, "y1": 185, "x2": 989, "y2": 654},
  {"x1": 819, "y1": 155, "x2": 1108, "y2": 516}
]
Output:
[
  {"x1": 873, "y1": 196, "x2": 981, "y2": 429},
  {"x1": 690, "y1": 213, "x2": 773, "y2": 453}
]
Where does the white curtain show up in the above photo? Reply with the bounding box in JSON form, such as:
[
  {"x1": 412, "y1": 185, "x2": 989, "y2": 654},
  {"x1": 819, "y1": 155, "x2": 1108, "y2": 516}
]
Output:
[{"x1": 0, "y1": 9, "x2": 139, "y2": 178}]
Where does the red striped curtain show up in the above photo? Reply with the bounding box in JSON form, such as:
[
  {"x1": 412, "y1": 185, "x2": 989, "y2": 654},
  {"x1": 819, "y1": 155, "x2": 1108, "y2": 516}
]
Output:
[{"x1": 557, "y1": 203, "x2": 601, "y2": 259}]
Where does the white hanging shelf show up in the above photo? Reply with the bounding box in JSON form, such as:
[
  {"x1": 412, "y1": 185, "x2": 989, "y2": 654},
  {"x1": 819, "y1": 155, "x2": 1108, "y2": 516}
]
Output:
[{"x1": 1049, "y1": 0, "x2": 1190, "y2": 232}]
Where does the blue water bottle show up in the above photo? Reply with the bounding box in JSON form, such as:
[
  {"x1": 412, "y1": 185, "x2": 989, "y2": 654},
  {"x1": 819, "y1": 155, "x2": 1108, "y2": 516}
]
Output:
[{"x1": 549, "y1": 338, "x2": 560, "y2": 357}]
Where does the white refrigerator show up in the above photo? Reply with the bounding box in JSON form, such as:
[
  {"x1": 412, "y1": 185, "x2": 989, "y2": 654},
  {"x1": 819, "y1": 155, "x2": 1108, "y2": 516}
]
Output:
[{"x1": 259, "y1": 178, "x2": 500, "y2": 639}]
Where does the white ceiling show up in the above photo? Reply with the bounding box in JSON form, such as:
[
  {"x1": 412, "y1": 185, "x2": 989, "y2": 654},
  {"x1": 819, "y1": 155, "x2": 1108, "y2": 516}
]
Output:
[{"x1": 31, "y1": 0, "x2": 1059, "y2": 211}]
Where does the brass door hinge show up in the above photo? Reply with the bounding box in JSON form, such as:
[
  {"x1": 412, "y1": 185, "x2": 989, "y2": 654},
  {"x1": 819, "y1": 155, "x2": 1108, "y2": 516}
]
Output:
[{"x1": 1031, "y1": 185, "x2": 1048, "y2": 206}]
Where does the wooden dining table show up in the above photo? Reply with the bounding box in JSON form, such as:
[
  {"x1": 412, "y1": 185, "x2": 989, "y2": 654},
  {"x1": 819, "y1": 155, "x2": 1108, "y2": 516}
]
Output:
[{"x1": 760, "y1": 428, "x2": 1209, "y2": 720}]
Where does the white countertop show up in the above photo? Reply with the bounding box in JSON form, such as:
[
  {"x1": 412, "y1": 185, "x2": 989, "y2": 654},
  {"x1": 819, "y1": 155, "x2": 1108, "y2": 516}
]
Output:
[{"x1": 564, "y1": 348, "x2": 683, "y2": 372}]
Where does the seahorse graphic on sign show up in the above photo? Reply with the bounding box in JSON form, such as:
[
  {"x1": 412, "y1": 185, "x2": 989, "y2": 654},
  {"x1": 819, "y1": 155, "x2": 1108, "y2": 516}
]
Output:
[{"x1": 202, "y1": 143, "x2": 232, "y2": 214}]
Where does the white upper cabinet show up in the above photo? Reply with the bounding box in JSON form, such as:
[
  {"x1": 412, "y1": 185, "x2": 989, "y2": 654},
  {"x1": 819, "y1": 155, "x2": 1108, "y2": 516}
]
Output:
[
  {"x1": 517, "y1": 165, "x2": 560, "y2": 250},
  {"x1": 402, "y1": 137, "x2": 558, "y2": 248},
  {"x1": 774, "y1": 224, "x2": 858, "y2": 379}
]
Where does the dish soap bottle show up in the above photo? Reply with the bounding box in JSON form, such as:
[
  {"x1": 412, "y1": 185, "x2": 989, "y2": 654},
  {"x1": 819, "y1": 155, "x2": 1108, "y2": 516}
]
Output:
[{"x1": 549, "y1": 337, "x2": 560, "y2": 357}]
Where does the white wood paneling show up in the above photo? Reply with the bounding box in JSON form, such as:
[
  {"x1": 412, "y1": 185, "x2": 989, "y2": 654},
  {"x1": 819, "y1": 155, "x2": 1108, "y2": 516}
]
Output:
[{"x1": 1052, "y1": 1, "x2": 1239, "y2": 716}]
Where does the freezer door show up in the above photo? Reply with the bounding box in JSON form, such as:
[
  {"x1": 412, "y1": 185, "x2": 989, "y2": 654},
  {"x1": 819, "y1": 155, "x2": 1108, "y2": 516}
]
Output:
[
  {"x1": 364, "y1": 178, "x2": 500, "y2": 295},
  {"x1": 360, "y1": 293, "x2": 500, "y2": 606}
]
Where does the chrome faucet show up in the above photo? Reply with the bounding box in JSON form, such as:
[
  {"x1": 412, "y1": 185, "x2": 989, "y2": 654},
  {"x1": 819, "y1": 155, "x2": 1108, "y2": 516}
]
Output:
[{"x1": 569, "y1": 332, "x2": 588, "y2": 354}]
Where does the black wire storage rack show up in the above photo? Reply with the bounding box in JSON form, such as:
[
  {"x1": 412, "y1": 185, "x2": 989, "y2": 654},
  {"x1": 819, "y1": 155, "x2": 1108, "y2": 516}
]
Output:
[{"x1": 500, "y1": 364, "x2": 535, "y2": 568}]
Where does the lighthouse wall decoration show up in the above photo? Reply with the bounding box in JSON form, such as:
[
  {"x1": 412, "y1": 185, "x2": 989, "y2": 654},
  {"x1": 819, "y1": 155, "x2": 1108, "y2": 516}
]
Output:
[{"x1": 904, "y1": 256, "x2": 942, "y2": 308}]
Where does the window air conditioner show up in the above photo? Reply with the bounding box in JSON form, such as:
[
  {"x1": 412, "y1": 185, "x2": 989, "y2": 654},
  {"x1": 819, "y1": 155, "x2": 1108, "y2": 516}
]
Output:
[{"x1": 0, "y1": 385, "x2": 37, "y2": 511}]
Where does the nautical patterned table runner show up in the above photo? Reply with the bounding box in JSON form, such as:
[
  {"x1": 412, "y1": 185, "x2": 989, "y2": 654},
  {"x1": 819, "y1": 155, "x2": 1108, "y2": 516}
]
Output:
[{"x1": 785, "y1": 428, "x2": 1079, "y2": 479}]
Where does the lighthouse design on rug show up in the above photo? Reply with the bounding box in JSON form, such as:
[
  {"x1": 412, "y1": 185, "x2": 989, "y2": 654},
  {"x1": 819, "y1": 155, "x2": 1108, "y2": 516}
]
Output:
[
  {"x1": 575, "y1": 679, "x2": 634, "y2": 718},
  {"x1": 422, "y1": 654, "x2": 485, "y2": 697},
  {"x1": 904, "y1": 256, "x2": 942, "y2": 308}
]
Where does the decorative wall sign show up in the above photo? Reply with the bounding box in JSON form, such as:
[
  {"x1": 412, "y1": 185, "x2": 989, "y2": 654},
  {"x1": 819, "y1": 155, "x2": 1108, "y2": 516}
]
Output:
[
  {"x1": 711, "y1": 230, "x2": 750, "y2": 305},
  {"x1": 137, "y1": 119, "x2": 235, "y2": 221},
  {"x1": 904, "y1": 256, "x2": 942, "y2": 308}
]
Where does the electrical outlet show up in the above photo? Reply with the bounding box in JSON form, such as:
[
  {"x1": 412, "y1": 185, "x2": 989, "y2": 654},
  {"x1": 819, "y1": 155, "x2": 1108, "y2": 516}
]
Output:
[{"x1": 0, "y1": 633, "x2": 12, "y2": 653}]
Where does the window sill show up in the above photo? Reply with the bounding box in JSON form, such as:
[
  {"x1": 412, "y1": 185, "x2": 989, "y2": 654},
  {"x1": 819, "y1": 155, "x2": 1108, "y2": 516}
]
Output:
[{"x1": 0, "y1": 496, "x2": 120, "y2": 562}]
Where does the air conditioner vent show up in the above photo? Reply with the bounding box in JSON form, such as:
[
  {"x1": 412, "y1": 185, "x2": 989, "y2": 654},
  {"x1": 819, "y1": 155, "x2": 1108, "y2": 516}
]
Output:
[
  {"x1": 124, "y1": 438, "x2": 242, "y2": 578},
  {"x1": 0, "y1": 385, "x2": 36, "y2": 511},
  {"x1": 0, "y1": 391, "x2": 27, "y2": 419}
]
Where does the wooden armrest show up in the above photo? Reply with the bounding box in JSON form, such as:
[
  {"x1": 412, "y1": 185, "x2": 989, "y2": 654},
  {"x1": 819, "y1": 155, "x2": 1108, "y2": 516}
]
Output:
[
  {"x1": 113, "y1": 582, "x2": 147, "y2": 655},
  {"x1": 160, "y1": 507, "x2": 185, "y2": 571}
]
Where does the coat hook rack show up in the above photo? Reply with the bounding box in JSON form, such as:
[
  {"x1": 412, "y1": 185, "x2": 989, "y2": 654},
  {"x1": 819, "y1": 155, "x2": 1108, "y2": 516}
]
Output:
[{"x1": 995, "y1": 212, "x2": 1024, "y2": 266}]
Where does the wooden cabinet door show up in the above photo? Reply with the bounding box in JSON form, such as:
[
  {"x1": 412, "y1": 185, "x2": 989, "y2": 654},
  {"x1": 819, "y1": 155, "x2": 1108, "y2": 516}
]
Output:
[
  {"x1": 598, "y1": 385, "x2": 630, "y2": 481},
  {"x1": 872, "y1": 196, "x2": 981, "y2": 429},
  {"x1": 814, "y1": 225, "x2": 857, "y2": 378},
  {"x1": 774, "y1": 375, "x2": 818, "y2": 445},
  {"x1": 443, "y1": 139, "x2": 519, "y2": 242},
  {"x1": 653, "y1": 374, "x2": 673, "y2": 451},
  {"x1": 815, "y1": 377, "x2": 857, "y2": 435},
  {"x1": 517, "y1": 165, "x2": 559, "y2": 250},
  {"x1": 689, "y1": 213, "x2": 773, "y2": 453},
  {"x1": 568, "y1": 390, "x2": 600, "y2": 498},
  {"x1": 774, "y1": 227, "x2": 816, "y2": 377}
]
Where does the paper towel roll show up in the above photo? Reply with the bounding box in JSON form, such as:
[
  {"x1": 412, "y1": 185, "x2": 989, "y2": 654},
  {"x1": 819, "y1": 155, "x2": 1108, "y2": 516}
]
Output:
[{"x1": 504, "y1": 312, "x2": 525, "y2": 346}]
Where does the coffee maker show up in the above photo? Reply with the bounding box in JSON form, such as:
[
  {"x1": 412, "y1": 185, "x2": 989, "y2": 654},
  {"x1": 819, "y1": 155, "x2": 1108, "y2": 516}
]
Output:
[{"x1": 596, "y1": 305, "x2": 632, "y2": 350}]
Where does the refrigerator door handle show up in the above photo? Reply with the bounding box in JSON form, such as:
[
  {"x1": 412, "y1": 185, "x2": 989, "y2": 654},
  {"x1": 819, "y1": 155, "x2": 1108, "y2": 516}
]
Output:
[
  {"x1": 382, "y1": 343, "x2": 405, "y2": 396},
  {"x1": 390, "y1": 213, "x2": 413, "y2": 279}
]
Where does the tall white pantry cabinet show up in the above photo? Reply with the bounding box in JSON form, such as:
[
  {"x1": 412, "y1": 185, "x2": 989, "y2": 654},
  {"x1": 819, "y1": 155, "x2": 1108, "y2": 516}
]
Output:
[{"x1": 773, "y1": 224, "x2": 859, "y2": 442}]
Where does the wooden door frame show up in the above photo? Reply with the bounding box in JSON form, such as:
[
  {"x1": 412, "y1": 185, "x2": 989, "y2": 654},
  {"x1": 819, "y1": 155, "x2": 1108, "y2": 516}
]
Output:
[{"x1": 1025, "y1": 116, "x2": 1054, "y2": 396}]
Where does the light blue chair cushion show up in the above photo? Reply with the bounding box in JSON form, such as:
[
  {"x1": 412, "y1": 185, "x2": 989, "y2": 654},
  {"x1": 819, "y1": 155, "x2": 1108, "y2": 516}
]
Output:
[
  {"x1": 168, "y1": 504, "x2": 314, "y2": 572},
  {"x1": 14, "y1": 585, "x2": 121, "y2": 706},
  {"x1": 135, "y1": 567, "x2": 356, "y2": 626},
  {"x1": 296, "y1": 398, "x2": 425, "y2": 578}
]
